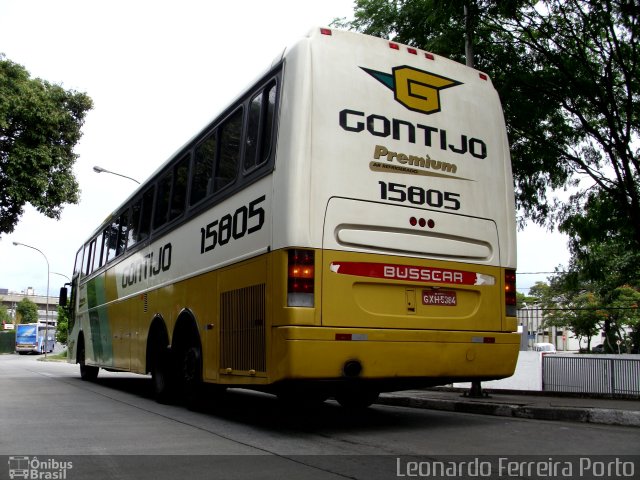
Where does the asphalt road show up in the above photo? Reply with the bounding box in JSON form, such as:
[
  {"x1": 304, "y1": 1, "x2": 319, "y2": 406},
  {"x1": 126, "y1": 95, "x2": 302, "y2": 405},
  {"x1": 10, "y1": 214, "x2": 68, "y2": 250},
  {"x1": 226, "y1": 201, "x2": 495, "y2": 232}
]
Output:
[{"x1": 1, "y1": 354, "x2": 638, "y2": 480}]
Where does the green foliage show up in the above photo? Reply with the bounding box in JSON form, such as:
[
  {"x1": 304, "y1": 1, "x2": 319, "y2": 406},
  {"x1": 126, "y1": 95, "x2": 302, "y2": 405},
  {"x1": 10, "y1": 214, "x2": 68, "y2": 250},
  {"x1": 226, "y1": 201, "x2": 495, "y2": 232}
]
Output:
[
  {"x1": 603, "y1": 286, "x2": 640, "y2": 353},
  {"x1": 55, "y1": 305, "x2": 68, "y2": 344},
  {"x1": 0, "y1": 54, "x2": 93, "y2": 235},
  {"x1": 0, "y1": 303, "x2": 10, "y2": 324},
  {"x1": 559, "y1": 190, "x2": 640, "y2": 297},
  {"x1": 15, "y1": 297, "x2": 38, "y2": 324},
  {"x1": 562, "y1": 292, "x2": 604, "y2": 351}
]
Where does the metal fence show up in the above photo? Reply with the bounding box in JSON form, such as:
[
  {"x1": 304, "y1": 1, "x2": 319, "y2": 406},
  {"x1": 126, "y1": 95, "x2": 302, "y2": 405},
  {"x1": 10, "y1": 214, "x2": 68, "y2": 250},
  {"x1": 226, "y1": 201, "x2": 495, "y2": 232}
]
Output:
[{"x1": 542, "y1": 354, "x2": 640, "y2": 397}]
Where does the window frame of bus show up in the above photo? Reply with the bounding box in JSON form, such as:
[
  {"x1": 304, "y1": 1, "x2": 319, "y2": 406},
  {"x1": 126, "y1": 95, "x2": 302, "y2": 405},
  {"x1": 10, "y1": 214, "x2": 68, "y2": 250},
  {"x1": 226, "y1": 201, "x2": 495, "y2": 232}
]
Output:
[{"x1": 76, "y1": 65, "x2": 282, "y2": 277}]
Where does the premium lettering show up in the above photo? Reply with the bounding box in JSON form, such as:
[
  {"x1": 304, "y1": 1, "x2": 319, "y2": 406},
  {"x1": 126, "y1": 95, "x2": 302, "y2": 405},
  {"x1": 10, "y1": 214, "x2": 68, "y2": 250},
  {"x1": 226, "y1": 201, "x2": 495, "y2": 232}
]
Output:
[{"x1": 374, "y1": 145, "x2": 457, "y2": 173}]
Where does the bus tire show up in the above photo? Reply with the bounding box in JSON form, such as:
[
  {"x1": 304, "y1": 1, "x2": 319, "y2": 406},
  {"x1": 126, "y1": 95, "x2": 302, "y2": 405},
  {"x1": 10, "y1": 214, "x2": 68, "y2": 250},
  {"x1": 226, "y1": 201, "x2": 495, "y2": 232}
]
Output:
[
  {"x1": 78, "y1": 337, "x2": 99, "y2": 381},
  {"x1": 181, "y1": 341, "x2": 204, "y2": 410},
  {"x1": 182, "y1": 345, "x2": 204, "y2": 410},
  {"x1": 151, "y1": 346, "x2": 177, "y2": 404},
  {"x1": 335, "y1": 388, "x2": 379, "y2": 410}
]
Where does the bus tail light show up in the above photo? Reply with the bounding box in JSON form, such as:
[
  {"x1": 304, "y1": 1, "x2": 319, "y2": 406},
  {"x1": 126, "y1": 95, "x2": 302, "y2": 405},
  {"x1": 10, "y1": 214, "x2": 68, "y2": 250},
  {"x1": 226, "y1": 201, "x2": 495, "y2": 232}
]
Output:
[
  {"x1": 287, "y1": 249, "x2": 314, "y2": 307},
  {"x1": 505, "y1": 269, "x2": 517, "y2": 316}
]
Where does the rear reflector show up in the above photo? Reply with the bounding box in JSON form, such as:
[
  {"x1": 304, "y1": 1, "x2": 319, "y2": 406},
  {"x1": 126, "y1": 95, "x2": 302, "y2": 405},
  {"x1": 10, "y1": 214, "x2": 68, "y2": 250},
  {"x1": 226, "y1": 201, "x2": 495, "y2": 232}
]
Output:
[
  {"x1": 336, "y1": 333, "x2": 368, "y2": 341},
  {"x1": 472, "y1": 336, "x2": 496, "y2": 344},
  {"x1": 505, "y1": 269, "x2": 517, "y2": 316},
  {"x1": 288, "y1": 249, "x2": 314, "y2": 307}
]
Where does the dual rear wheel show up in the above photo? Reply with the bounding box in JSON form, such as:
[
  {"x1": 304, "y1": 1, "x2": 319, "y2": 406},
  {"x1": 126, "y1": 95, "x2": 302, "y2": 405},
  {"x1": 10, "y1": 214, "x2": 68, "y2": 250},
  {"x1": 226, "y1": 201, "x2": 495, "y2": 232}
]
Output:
[{"x1": 151, "y1": 336, "x2": 205, "y2": 409}]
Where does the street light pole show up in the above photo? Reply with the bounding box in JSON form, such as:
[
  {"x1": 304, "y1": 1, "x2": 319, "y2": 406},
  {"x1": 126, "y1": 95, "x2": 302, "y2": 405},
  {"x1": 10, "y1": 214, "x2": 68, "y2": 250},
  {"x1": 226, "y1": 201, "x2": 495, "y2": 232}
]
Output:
[
  {"x1": 51, "y1": 271, "x2": 71, "y2": 282},
  {"x1": 13, "y1": 241, "x2": 50, "y2": 358},
  {"x1": 93, "y1": 165, "x2": 140, "y2": 184}
]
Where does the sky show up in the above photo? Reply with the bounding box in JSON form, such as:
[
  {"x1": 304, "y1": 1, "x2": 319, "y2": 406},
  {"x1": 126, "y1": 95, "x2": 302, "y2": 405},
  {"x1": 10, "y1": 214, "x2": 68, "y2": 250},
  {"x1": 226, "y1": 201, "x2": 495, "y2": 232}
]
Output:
[{"x1": 0, "y1": 0, "x2": 569, "y2": 299}]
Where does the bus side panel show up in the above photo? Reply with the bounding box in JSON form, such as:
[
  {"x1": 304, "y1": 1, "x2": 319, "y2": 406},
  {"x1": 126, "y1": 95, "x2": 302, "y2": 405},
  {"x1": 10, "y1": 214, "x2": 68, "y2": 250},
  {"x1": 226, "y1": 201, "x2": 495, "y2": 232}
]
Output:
[
  {"x1": 215, "y1": 256, "x2": 269, "y2": 383},
  {"x1": 85, "y1": 273, "x2": 113, "y2": 367}
]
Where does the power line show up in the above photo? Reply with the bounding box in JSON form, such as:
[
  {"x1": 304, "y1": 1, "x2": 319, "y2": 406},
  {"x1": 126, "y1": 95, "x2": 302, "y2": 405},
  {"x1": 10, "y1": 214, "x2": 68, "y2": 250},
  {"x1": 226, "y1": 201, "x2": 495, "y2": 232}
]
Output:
[{"x1": 517, "y1": 271, "x2": 565, "y2": 275}]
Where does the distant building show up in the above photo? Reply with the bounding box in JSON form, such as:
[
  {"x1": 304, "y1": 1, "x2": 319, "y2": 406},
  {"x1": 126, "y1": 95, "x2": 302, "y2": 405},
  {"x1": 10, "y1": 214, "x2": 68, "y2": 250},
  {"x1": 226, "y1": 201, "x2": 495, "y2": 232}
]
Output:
[
  {"x1": 0, "y1": 288, "x2": 59, "y2": 327},
  {"x1": 517, "y1": 307, "x2": 621, "y2": 352}
]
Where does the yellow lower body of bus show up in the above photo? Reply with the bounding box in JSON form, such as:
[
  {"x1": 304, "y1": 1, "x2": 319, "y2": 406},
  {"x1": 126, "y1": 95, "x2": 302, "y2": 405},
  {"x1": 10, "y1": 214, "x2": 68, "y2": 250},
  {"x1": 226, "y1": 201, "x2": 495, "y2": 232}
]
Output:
[{"x1": 266, "y1": 327, "x2": 519, "y2": 388}]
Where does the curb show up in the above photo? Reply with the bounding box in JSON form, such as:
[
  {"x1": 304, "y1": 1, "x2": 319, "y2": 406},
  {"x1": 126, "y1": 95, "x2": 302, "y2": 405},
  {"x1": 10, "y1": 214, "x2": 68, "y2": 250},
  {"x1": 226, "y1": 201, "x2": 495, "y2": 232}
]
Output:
[{"x1": 377, "y1": 394, "x2": 640, "y2": 427}]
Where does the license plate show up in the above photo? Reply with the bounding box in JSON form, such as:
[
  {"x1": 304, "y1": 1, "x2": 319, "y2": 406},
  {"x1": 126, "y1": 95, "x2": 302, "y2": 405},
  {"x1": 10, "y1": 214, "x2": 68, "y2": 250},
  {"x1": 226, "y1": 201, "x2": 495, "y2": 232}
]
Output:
[{"x1": 422, "y1": 290, "x2": 457, "y2": 306}]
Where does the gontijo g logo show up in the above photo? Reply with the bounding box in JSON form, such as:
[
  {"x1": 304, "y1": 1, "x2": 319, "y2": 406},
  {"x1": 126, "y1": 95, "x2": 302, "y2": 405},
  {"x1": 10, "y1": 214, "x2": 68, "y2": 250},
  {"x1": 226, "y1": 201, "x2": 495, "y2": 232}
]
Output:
[{"x1": 362, "y1": 65, "x2": 461, "y2": 115}]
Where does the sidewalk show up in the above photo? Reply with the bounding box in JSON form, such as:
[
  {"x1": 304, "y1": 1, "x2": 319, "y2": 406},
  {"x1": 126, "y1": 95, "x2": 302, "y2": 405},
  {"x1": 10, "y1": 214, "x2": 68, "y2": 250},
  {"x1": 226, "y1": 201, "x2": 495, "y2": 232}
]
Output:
[{"x1": 378, "y1": 388, "x2": 640, "y2": 427}]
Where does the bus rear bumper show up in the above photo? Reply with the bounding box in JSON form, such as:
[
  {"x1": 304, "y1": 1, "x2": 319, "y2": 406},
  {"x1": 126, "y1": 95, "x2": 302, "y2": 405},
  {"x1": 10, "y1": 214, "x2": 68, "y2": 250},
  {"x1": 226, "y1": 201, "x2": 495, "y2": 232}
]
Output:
[{"x1": 271, "y1": 327, "x2": 520, "y2": 387}]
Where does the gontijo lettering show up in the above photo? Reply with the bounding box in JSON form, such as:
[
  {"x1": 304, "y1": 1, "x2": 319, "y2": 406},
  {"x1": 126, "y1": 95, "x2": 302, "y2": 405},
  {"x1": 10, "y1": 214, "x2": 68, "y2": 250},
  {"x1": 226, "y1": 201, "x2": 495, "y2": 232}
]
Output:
[
  {"x1": 339, "y1": 109, "x2": 487, "y2": 160},
  {"x1": 122, "y1": 243, "x2": 172, "y2": 289}
]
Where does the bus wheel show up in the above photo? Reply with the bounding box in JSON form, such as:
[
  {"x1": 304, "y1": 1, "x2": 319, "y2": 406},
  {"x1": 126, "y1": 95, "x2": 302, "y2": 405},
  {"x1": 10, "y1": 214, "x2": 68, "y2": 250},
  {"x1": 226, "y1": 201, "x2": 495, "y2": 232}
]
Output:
[
  {"x1": 335, "y1": 388, "x2": 379, "y2": 410},
  {"x1": 151, "y1": 346, "x2": 176, "y2": 404},
  {"x1": 78, "y1": 340, "x2": 99, "y2": 381},
  {"x1": 180, "y1": 341, "x2": 204, "y2": 410}
]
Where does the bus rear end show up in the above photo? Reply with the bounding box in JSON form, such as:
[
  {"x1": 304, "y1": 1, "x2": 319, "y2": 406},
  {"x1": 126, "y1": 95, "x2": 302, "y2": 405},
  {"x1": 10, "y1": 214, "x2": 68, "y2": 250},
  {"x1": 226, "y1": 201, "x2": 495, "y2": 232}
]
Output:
[
  {"x1": 270, "y1": 28, "x2": 519, "y2": 403},
  {"x1": 15, "y1": 324, "x2": 38, "y2": 354}
]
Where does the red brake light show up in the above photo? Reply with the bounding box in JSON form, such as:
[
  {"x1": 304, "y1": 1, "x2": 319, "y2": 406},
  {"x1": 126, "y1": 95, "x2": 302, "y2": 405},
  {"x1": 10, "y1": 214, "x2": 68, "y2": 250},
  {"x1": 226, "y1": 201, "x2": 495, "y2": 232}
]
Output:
[
  {"x1": 505, "y1": 269, "x2": 517, "y2": 316},
  {"x1": 320, "y1": 28, "x2": 332, "y2": 36},
  {"x1": 288, "y1": 250, "x2": 315, "y2": 307},
  {"x1": 389, "y1": 42, "x2": 399, "y2": 50}
]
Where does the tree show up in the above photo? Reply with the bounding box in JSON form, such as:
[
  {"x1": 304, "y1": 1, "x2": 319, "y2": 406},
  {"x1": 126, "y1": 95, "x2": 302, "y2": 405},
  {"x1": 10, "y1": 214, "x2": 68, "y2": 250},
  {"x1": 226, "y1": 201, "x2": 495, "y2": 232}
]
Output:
[
  {"x1": 15, "y1": 297, "x2": 38, "y2": 324},
  {"x1": 335, "y1": 0, "x2": 640, "y2": 249},
  {"x1": 0, "y1": 303, "x2": 10, "y2": 325},
  {"x1": 561, "y1": 292, "x2": 604, "y2": 352},
  {"x1": 559, "y1": 190, "x2": 640, "y2": 297},
  {"x1": 55, "y1": 305, "x2": 68, "y2": 345},
  {"x1": 0, "y1": 55, "x2": 93, "y2": 235},
  {"x1": 603, "y1": 286, "x2": 640, "y2": 353}
]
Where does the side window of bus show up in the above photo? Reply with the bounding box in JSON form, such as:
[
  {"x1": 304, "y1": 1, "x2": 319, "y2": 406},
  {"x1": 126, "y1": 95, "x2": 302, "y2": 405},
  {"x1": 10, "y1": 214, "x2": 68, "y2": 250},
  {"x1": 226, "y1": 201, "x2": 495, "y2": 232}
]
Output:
[
  {"x1": 116, "y1": 209, "x2": 130, "y2": 257},
  {"x1": 92, "y1": 232, "x2": 103, "y2": 271},
  {"x1": 100, "y1": 226, "x2": 110, "y2": 266},
  {"x1": 245, "y1": 81, "x2": 277, "y2": 171},
  {"x1": 81, "y1": 241, "x2": 91, "y2": 277},
  {"x1": 128, "y1": 199, "x2": 142, "y2": 249},
  {"x1": 73, "y1": 247, "x2": 83, "y2": 276},
  {"x1": 191, "y1": 131, "x2": 216, "y2": 206},
  {"x1": 104, "y1": 218, "x2": 119, "y2": 263},
  {"x1": 215, "y1": 108, "x2": 242, "y2": 192},
  {"x1": 169, "y1": 154, "x2": 190, "y2": 221},
  {"x1": 153, "y1": 172, "x2": 172, "y2": 230},
  {"x1": 139, "y1": 186, "x2": 154, "y2": 242},
  {"x1": 87, "y1": 238, "x2": 98, "y2": 274}
]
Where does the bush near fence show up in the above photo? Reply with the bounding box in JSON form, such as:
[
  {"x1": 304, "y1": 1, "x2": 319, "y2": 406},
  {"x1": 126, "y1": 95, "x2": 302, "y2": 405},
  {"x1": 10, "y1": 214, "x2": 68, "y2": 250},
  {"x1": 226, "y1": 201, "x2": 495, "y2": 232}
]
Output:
[{"x1": 0, "y1": 331, "x2": 15, "y2": 354}]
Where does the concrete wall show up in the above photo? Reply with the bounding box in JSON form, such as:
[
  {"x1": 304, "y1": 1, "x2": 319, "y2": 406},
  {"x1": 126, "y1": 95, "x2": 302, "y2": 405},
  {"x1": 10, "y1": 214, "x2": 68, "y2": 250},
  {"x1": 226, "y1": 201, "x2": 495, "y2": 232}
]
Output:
[{"x1": 455, "y1": 351, "x2": 544, "y2": 391}]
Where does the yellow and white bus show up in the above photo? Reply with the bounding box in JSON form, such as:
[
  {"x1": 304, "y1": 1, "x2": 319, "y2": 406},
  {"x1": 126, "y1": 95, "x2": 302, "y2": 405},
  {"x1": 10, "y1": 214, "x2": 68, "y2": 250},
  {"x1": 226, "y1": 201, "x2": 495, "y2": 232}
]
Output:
[{"x1": 62, "y1": 27, "x2": 519, "y2": 409}]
